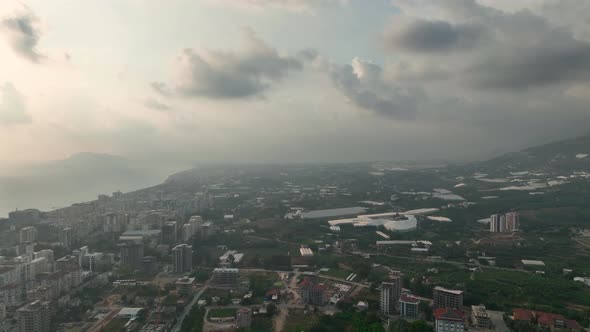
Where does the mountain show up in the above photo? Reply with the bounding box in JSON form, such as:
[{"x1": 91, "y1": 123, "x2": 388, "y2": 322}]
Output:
[
  {"x1": 0, "y1": 153, "x2": 172, "y2": 217},
  {"x1": 474, "y1": 134, "x2": 590, "y2": 173}
]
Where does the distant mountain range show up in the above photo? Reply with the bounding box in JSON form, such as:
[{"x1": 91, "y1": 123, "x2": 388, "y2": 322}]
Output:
[{"x1": 0, "y1": 153, "x2": 175, "y2": 217}]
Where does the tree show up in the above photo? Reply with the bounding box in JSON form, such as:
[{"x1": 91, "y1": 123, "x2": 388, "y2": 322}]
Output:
[{"x1": 267, "y1": 303, "x2": 278, "y2": 316}]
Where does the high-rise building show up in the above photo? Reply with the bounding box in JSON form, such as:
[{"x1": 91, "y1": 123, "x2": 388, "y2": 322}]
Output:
[
  {"x1": 433, "y1": 286, "x2": 463, "y2": 309},
  {"x1": 189, "y1": 215, "x2": 203, "y2": 236},
  {"x1": 119, "y1": 242, "x2": 144, "y2": 269},
  {"x1": 399, "y1": 294, "x2": 420, "y2": 318},
  {"x1": 77, "y1": 246, "x2": 89, "y2": 268},
  {"x1": 172, "y1": 244, "x2": 192, "y2": 273},
  {"x1": 380, "y1": 274, "x2": 402, "y2": 314},
  {"x1": 59, "y1": 228, "x2": 73, "y2": 249},
  {"x1": 33, "y1": 250, "x2": 54, "y2": 264},
  {"x1": 505, "y1": 212, "x2": 520, "y2": 231},
  {"x1": 17, "y1": 300, "x2": 51, "y2": 332},
  {"x1": 19, "y1": 227, "x2": 37, "y2": 244},
  {"x1": 16, "y1": 243, "x2": 35, "y2": 257},
  {"x1": 181, "y1": 223, "x2": 192, "y2": 242},
  {"x1": 490, "y1": 212, "x2": 519, "y2": 232},
  {"x1": 434, "y1": 308, "x2": 464, "y2": 332},
  {"x1": 0, "y1": 302, "x2": 6, "y2": 320},
  {"x1": 489, "y1": 214, "x2": 506, "y2": 233},
  {"x1": 55, "y1": 255, "x2": 79, "y2": 273},
  {"x1": 141, "y1": 256, "x2": 158, "y2": 275},
  {"x1": 162, "y1": 222, "x2": 178, "y2": 245}
]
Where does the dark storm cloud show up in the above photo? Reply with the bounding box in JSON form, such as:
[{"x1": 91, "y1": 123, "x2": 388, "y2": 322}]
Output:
[
  {"x1": 1, "y1": 12, "x2": 44, "y2": 63},
  {"x1": 384, "y1": 19, "x2": 486, "y2": 52},
  {"x1": 163, "y1": 29, "x2": 307, "y2": 99},
  {"x1": 0, "y1": 83, "x2": 31, "y2": 125}
]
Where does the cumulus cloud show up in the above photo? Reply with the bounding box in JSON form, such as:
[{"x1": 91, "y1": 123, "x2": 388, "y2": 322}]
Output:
[
  {"x1": 328, "y1": 58, "x2": 422, "y2": 119},
  {"x1": 383, "y1": 19, "x2": 486, "y2": 53},
  {"x1": 1, "y1": 11, "x2": 44, "y2": 63},
  {"x1": 385, "y1": 0, "x2": 590, "y2": 90},
  {"x1": 158, "y1": 29, "x2": 308, "y2": 99},
  {"x1": 0, "y1": 83, "x2": 31, "y2": 125}
]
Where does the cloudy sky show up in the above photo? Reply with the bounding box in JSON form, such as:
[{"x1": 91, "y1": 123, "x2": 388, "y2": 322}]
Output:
[{"x1": 2, "y1": 0, "x2": 590, "y2": 173}]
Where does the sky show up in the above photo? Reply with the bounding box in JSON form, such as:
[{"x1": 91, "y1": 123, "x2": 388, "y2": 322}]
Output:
[{"x1": 2, "y1": 0, "x2": 590, "y2": 173}]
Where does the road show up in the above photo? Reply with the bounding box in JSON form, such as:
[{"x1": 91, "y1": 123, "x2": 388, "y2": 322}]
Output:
[{"x1": 171, "y1": 283, "x2": 210, "y2": 332}]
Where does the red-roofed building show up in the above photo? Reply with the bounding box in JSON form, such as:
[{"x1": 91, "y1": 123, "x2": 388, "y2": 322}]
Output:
[
  {"x1": 434, "y1": 308, "x2": 464, "y2": 332},
  {"x1": 512, "y1": 308, "x2": 582, "y2": 331}
]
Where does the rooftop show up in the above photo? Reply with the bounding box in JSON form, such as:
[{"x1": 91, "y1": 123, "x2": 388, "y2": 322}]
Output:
[
  {"x1": 118, "y1": 307, "x2": 143, "y2": 318},
  {"x1": 521, "y1": 259, "x2": 546, "y2": 266},
  {"x1": 400, "y1": 294, "x2": 421, "y2": 304},
  {"x1": 434, "y1": 286, "x2": 464, "y2": 295},
  {"x1": 434, "y1": 308, "x2": 464, "y2": 321}
]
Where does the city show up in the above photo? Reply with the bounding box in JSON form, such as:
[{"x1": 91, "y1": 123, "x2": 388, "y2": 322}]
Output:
[
  {"x1": 3, "y1": 0, "x2": 590, "y2": 331},
  {"x1": 2, "y1": 149, "x2": 590, "y2": 331}
]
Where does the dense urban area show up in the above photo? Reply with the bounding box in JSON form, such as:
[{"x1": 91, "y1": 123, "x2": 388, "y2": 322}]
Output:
[{"x1": 2, "y1": 136, "x2": 590, "y2": 332}]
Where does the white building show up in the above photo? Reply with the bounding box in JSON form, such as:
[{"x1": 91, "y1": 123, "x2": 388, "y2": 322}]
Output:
[
  {"x1": 172, "y1": 244, "x2": 192, "y2": 273},
  {"x1": 380, "y1": 274, "x2": 402, "y2": 315},
  {"x1": 19, "y1": 227, "x2": 37, "y2": 244}
]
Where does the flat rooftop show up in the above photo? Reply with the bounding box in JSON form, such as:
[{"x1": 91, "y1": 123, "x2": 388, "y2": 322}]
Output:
[
  {"x1": 434, "y1": 286, "x2": 464, "y2": 295},
  {"x1": 301, "y1": 207, "x2": 367, "y2": 219}
]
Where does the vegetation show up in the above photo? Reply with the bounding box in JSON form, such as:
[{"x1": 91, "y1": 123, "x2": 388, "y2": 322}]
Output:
[
  {"x1": 308, "y1": 310, "x2": 385, "y2": 332},
  {"x1": 180, "y1": 306, "x2": 206, "y2": 332},
  {"x1": 208, "y1": 308, "x2": 237, "y2": 318}
]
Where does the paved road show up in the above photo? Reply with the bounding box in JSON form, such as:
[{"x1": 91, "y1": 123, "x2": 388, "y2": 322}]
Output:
[
  {"x1": 172, "y1": 283, "x2": 210, "y2": 332},
  {"x1": 487, "y1": 310, "x2": 509, "y2": 332}
]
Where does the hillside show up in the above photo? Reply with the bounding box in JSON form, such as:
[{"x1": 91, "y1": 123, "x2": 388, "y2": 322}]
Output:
[{"x1": 475, "y1": 134, "x2": 590, "y2": 174}]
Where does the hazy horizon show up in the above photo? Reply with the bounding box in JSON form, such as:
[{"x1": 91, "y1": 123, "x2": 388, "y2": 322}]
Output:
[{"x1": 4, "y1": 0, "x2": 590, "y2": 215}]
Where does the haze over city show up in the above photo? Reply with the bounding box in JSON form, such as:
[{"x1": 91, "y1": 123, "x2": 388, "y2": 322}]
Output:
[
  {"x1": 4, "y1": 2, "x2": 590, "y2": 332},
  {"x1": 4, "y1": 0, "x2": 590, "y2": 214}
]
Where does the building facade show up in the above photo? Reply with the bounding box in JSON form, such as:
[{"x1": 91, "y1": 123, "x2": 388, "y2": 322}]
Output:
[
  {"x1": 19, "y1": 227, "x2": 37, "y2": 244},
  {"x1": 17, "y1": 300, "x2": 51, "y2": 332},
  {"x1": 172, "y1": 244, "x2": 192, "y2": 273},
  {"x1": 119, "y1": 242, "x2": 144, "y2": 269},
  {"x1": 380, "y1": 274, "x2": 402, "y2": 314},
  {"x1": 399, "y1": 294, "x2": 420, "y2": 318},
  {"x1": 471, "y1": 305, "x2": 492, "y2": 329},
  {"x1": 433, "y1": 286, "x2": 463, "y2": 309},
  {"x1": 212, "y1": 268, "x2": 239, "y2": 286},
  {"x1": 434, "y1": 308, "x2": 464, "y2": 332}
]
